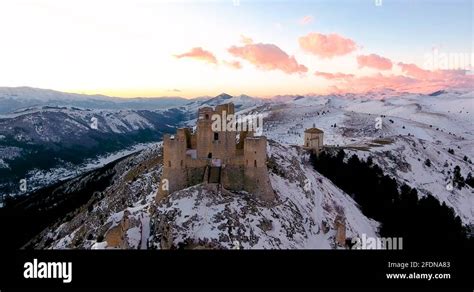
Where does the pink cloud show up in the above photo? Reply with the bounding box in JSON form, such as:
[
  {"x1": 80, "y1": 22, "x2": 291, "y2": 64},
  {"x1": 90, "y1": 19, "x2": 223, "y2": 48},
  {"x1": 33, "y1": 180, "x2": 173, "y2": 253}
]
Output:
[
  {"x1": 315, "y1": 71, "x2": 417, "y2": 94},
  {"x1": 174, "y1": 47, "x2": 217, "y2": 64},
  {"x1": 397, "y1": 62, "x2": 473, "y2": 89},
  {"x1": 357, "y1": 54, "x2": 393, "y2": 70},
  {"x1": 314, "y1": 71, "x2": 354, "y2": 81},
  {"x1": 355, "y1": 72, "x2": 473, "y2": 93},
  {"x1": 398, "y1": 62, "x2": 434, "y2": 79},
  {"x1": 299, "y1": 15, "x2": 314, "y2": 25},
  {"x1": 322, "y1": 69, "x2": 473, "y2": 95},
  {"x1": 344, "y1": 74, "x2": 416, "y2": 93},
  {"x1": 228, "y1": 43, "x2": 308, "y2": 74},
  {"x1": 299, "y1": 33, "x2": 357, "y2": 58},
  {"x1": 224, "y1": 60, "x2": 242, "y2": 69}
]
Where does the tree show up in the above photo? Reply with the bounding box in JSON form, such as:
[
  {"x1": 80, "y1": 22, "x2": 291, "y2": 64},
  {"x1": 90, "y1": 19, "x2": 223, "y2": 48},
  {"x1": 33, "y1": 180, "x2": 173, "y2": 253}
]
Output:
[
  {"x1": 310, "y1": 151, "x2": 470, "y2": 250},
  {"x1": 367, "y1": 156, "x2": 373, "y2": 166},
  {"x1": 465, "y1": 172, "x2": 474, "y2": 188},
  {"x1": 453, "y1": 166, "x2": 465, "y2": 189}
]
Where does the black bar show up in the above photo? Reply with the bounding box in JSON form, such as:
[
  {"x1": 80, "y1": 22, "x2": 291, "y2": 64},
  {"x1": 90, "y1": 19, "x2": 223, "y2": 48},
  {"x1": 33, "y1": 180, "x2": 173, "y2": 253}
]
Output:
[{"x1": 0, "y1": 250, "x2": 471, "y2": 290}]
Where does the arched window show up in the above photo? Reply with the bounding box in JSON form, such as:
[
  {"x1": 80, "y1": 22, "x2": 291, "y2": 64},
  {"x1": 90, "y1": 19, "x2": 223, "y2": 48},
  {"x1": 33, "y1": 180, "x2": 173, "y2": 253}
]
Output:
[
  {"x1": 168, "y1": 161, "x2": 171, "y2": 167},
  {"x1": 214, "y1": 132, "x2": 219, "y2": 141},
  {"x1": 205, "y1": 114, "x2": 209, "y2": 119},
  {"x1": 208, "y1": 153, "x2": 212, "y2": 158},
  {"x1": 254, "y1": 160, "x2": 257, "y2": 167}
]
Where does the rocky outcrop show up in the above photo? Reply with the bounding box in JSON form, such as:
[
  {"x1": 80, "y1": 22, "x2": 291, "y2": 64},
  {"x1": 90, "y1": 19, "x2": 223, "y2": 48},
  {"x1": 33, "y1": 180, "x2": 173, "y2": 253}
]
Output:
[
  {"x1": 334, "y1": 215, "x2": 346, "y2": 247},
  {"x1": 105, "y1": 210, "x2": 132, "y2": 248}
]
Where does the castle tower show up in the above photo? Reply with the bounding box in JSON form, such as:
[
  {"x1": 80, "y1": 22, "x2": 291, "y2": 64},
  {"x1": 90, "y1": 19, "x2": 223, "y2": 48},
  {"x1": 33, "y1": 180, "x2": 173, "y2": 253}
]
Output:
[
  {"x1": 243, "y1": 136, "x2": 275, "y2": 201},
  {"x1": 212, "y1": 103, "x2": 236, "y2": 160},
  {"x1": 196, "y1": 107, "x2": 214, "y2": 159},
  {"x1": 196, "y1": 104, "x2": 237, "y2": 162},
  {"x1": 157, "y1": 128, "x2": 189, "y2": 201}
]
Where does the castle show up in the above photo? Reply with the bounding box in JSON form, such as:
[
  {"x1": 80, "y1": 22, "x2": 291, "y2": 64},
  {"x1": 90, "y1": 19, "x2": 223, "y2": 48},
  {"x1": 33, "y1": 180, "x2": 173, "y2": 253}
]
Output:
[{"x1": 156, "y1": 103, "x2": 275, "y2": 202}]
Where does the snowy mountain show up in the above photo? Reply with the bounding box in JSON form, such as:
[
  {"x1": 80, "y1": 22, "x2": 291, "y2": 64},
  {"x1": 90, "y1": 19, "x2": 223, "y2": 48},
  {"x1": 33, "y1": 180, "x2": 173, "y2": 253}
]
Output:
[
  {"x1": 0, "y1": 87, "x2": 188, "y2": 114},
  {"x1": 0, "y1": 105, "x2": 184, "y2": 195},
  {"x1": 263, "y1": 88, "x2": 474, "y2": 225},
  {"x1": 2, "y1": 87, "x2": 473, "y2": 249},
  {"x1": 180, "y1": 93, "x2": 269, "y2": 119}
]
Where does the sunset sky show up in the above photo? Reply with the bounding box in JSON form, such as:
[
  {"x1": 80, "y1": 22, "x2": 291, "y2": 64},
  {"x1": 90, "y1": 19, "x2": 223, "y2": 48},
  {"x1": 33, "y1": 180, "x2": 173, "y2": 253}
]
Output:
[{"x1": 0, "y1": 0, "x2": 472, "y2": 98}]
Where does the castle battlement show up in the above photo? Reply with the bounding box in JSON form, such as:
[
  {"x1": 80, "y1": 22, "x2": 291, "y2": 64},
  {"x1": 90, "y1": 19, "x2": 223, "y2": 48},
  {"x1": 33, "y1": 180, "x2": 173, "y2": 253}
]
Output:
[{"x1": 156, "y1": 102, "x2": 274, "y2": 202}]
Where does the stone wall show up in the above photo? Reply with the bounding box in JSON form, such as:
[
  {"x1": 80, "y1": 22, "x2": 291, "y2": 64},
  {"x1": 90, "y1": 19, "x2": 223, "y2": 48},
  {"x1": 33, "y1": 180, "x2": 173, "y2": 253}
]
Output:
[{"x1": 221, "y1": 165, "x2": 245, "y2": 191}]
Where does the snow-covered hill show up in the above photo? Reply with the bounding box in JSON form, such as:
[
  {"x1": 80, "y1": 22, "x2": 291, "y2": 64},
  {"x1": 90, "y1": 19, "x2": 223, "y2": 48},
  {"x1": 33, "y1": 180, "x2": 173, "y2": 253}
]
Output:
[
  {"x1": 262, "y1": 88, "x2": 474, "y2": 225},
  {"x1": 0, "y1": 106, "x2": 183, "y2": 196},
  {"x1": 0, "y1": 106, "x2": 179, "y2": 139},
  {"x1": 180, "y1": 93, "x2": 269, "y2": 119},
  {"x1": 0, "y1": 87, "x2": 188, "y2": 114},
  {"x1": 29, "y1": 140, "x2": 378, "y2": 249},
  {"x1": 0, "y1": 87, "x2": 114, "y2": 102}
]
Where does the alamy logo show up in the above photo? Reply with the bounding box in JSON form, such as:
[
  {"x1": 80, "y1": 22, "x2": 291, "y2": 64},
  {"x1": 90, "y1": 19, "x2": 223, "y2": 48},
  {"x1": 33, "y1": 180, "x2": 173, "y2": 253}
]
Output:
[
  {"x1": 211, "y1": 111, "x2": 264, "y2": 136},
  {"x1": 24, "y1": 259, "x2": 72, "y2": 283},
  {"x1": 351, "y1": 233, "x2": 403, "y2": 250},
  {"x1": 90, "y1": 117, "x2": 98, "y2": 130},
  {"x1": 375, "y1": 117, "x2": 383, "y2": 130}
]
